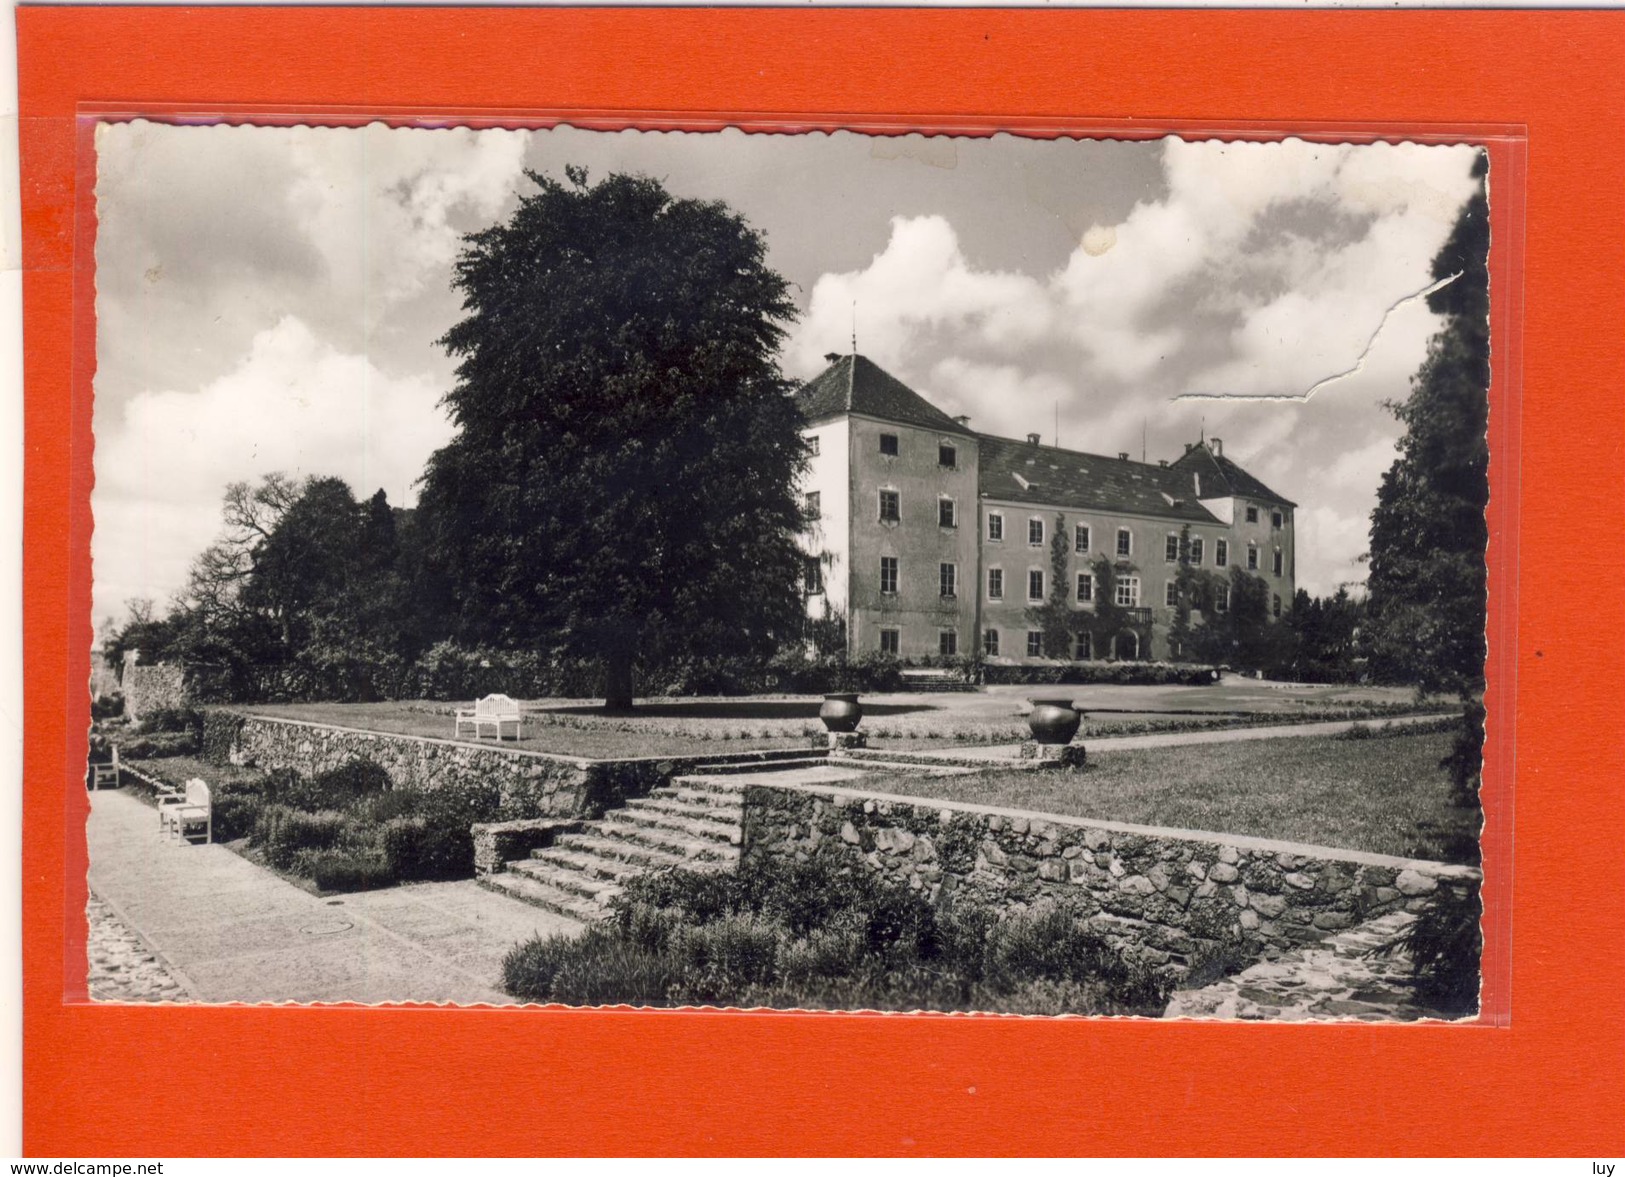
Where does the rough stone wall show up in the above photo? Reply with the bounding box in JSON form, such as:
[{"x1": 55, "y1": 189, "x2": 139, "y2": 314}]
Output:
[
  {"x1": 225, "y1": 713, "x2": 765, "y2": 823},
  {"x1": 123, "y1": 663, "x2": 189, "y2": 723},
  {"x1": 741, "y1": 783, "x2": 1480, "y2": 970},
  {"x1": 231, "y1": 714, "x2": 594, "y2": 819}
]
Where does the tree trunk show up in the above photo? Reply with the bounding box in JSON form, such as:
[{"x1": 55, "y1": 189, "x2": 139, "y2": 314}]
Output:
[{"x1": 603, "y1": 650, "x2": 635, "y2": 712}]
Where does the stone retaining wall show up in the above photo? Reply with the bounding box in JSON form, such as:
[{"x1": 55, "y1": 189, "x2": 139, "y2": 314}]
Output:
[
  {"x1": 225, "y1": 712, "x2": 794, "y2": 822},
  {"x1": 740, "y1": 782, "x2": 1480, "y2": 971}
]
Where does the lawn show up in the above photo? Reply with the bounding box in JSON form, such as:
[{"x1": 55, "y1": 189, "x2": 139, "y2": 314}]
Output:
[
  {"x1": 849, "y1": 727, "x2": 1478, "y2": 864},
  {"x1": 237, "y1": 684, "x2": 1436, "y2": 761}
]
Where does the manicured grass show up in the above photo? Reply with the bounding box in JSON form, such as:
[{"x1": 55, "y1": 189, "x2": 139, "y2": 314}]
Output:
[
  {"x1": 852, "y1": 728, "x2": 1478, "y2": 864},
  {"x1": 238, "y1": 702, "x2": 809, "y2": 759}
]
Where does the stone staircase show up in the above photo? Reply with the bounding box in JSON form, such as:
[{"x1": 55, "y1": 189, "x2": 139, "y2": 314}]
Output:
[{"x1": 478, "y1": 775, "x2": 749, "y2": 922}]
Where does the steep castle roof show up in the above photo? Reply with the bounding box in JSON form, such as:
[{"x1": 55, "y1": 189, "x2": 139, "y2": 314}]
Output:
[
  {"x1": 1169, "y1": 442, "x2": 1297, "y2": 508},
  {"x1": 794, "y1": 354, "x2": 977, "y2": 437},
  {"x1": 978, "y1": 434, "x2": 1220, "y2": 523}
]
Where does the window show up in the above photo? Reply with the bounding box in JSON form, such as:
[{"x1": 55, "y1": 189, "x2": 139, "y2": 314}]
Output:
[
  {"x1": 1076, "y1": 572, "x2": 1094, "y2": 602},
  {"x1": 1272, "y1": 548, "x2": 1284, "y2": 576},
  {"x1": 1075, "y1": 632, "x2": 1092, "y2": 660},
  {"x1": 939, "y1": 444, "x2": 957, "y2": 468},
  {"x1": 987, "y1": 513, "x2": 1004, "y2": 542},
  {"x1": 938, "y1": 498, "x2": 956, "y2": 528},
  {"x1": 805, "y1": 434, "x2": 819, "y2": 456},
  {"x1": 1190, "y1": 537, "x2": 1204, "y2": 565},
  {"x1": 879, "y1": 433, "x2": 899, "y2": 456},
  {"x1": 984, "y1": 629, "x2": 1000, "y2": 657},
  {"x1": 1215, "y1": 539, "x2": 1229, "y2": 567},
  {"x1": 1247, "y1": 543, "x2": 1259, "y2": 571},
  {"x1": 1216, "y1": 585, "x2": 1230, "y2": 613},
  {"x1": 1165, "y1": 581, "x2": 1179, "y2": 607},
  {"x1": 804, "y1": 557, "x2": 823, "y2": 595},
  {"x1": 1272, "y1": 510, "x2": 1284, "y2": 529},
  {"x1": 804, "y1": 491, "x2": 820, "y2": 526},
  {"x1": 939, "y1": 562, "x2": 957, "y2": 599},
  {"x1": 1075, "y1": 524, "x2": 1090, "y2": 552},
  {"x1": 879, "y1": 557, "x2": 898, "y2": 595},
  {"x1": 879, "y1": 627, "x2": 900, "y2": 655},
  {"x1": 1245, "y1": 505, "x2": 1259, "y2": 523},
  {"x1": 878, "y1": 490, "x2": 899, "y2": 523},
  {"x1": 1165, "y1": 534, "x2": 1180, "y2": 563},
  {"x1": 1028, "y1": 517, "x2": 1045, "y2": 546},
  {"x1": 1272, "y1": 593, "x2": 1282, "y2": 619},
  {"x1": 987, "y1": 568, "x2": 1004, "y2": 600},
  {"x1": 1117, "y1": 528, "x2": 1132, "y2": 557},
  {"x1": 939, "y1": 629, "x2": 958, "y2": 657},
  {"x1": 1115, "y1": 576, "x2": 1140, "y2": 607},
  {"x1": 1026, "y1": 631, "x2": 1043, "y2": 658},
  {"x1": 1028, "y1": 569, "x2": 1045, "y2": 602}
]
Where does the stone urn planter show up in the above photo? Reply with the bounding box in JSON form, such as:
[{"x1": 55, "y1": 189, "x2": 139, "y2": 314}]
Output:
[
  {"x1": 1027, "y1": 698, "x2": 1081, "y2": 745},
  {"x1": 819, "y1": 693, "x2": 864, "y2": 733}
]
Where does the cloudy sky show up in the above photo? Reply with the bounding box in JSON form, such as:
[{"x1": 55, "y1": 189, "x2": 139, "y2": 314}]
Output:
[{"x1": 92, "y1": 121, "x2": 1482, "y2": 627}]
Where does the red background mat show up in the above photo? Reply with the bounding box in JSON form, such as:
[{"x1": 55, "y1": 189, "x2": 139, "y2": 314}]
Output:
[{"x1": 17, "y1": 7, "x2": 1624, "y2": 1156}]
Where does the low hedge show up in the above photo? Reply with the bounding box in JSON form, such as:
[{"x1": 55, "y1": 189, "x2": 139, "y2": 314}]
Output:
[{"x1": 981, "y1": 660, "x2": 1220, "y2": 687}]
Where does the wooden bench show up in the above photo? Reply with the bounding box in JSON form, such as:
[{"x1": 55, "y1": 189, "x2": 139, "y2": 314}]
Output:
[
  {"x1": 89, "y1": 746, "x2": 121, "y2": 790},
  {"x1": 454, "y1": 693, "x2": 522, "y2": 741},
  {"x1": 161, "y1": 778, "x2": 212, "y2": 844}
]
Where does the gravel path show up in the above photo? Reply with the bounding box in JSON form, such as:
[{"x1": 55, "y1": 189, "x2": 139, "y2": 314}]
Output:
[{"x1": 87, "y1": 893, "x2": 192, "y2": 1003}]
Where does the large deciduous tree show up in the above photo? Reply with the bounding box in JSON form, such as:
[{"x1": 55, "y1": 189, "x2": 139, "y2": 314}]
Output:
[
  {"x1": 417, "y1": 168, "x2": 806, "y2": 709},
  {"x1": 1364, "y1": 152, "x2": 1490, "y2": 699}
]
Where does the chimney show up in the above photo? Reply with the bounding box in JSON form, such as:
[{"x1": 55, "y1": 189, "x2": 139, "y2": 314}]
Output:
[
  {"x1": 823, "y1": 352, "x2": 842, "y2": 363},
  {"x1": 954, "y1": 415, "x2": 971, "y2": 426},
  {"x1": 1118, "y1": 452, "x2": 1129, "y2": 462},
  {"x1": 1158, "y1": 459, "x2": 1169, "y2": 468},
  {"x1": 1026, "y1": 432, "x2": 1041, "y2": 446},
  {"x1": 1210, "y1": 437, "x2": 1223, "y2": 457}
]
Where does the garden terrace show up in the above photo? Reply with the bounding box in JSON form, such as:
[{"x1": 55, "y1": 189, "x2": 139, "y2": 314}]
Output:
[{"x1": 841, "y1": 725, "x2": 1477, "y2": 864}]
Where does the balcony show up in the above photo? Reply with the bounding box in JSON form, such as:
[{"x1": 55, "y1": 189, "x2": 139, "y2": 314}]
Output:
[{"x1": 1121, "y1": 607, "x2": 1154, "y2": 626}]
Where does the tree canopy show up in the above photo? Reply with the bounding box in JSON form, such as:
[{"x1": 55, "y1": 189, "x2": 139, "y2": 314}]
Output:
[
  {"x1": 416, "y1": 168, "x2": 807, "y2": 708},
  {"x1": 1364, "y1": 152, "x2": 1490, "y2": 698}
]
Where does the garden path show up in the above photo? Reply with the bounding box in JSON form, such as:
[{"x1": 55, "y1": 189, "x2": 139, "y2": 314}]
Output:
[
  {"x1": 898, "y1": 711, "x2": 1454, "y2": 763},
  {"x1": 86, "y1": 788, "x2": 582, "y2": 1004}
]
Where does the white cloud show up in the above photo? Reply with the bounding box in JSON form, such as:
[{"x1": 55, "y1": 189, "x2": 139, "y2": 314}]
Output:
[{"x1": 92, "y1": 316, "x2": 454, "y2": 622}]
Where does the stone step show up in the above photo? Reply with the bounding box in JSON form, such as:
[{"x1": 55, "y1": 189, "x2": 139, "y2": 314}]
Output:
[
  {"x1": 553, "y1": 829, "x2": 737, "y2": 871},
  {"x1": 533, "y1": 845, "x2": 675, "y2": 886},
  {"x1": 626, "y1": 793, "x2": 744, "y2": 823},
  {"x1": 478, "y1": 870, "x2": 608, "y2": 923},
  {"x1": 597, "y1": 814, "x2": 744, "y2": 857},
  {"x1": 685, "y1": 757, "x2": 828, "y2": 776},
  {"x1": 605, "y1": 806, "x2": 742, "y2": 845},
  {"x1": 507, "y1": 856, "x2": 625, "y2": 904},
  {"x1": 659, "y1": 784, "x2": 752, "y2": 810}
]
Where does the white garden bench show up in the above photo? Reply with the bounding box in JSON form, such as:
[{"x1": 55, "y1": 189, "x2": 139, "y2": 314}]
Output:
[
  {"x1": 455, "y1": 693, "x2": 522, "y2": 741},
  {"x1": 161, "y1": 778, "x2": 212, "y2": 845}
]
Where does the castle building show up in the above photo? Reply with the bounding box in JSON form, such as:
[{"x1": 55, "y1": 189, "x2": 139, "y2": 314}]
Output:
[{"x1": 794, "y1": 354, "x2": 1297, "y2": 664}]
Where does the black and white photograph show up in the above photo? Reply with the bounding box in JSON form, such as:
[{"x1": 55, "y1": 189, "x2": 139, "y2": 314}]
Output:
[{"x1": 84, "y1": 123, "x2": 1489, "y2": 1018}]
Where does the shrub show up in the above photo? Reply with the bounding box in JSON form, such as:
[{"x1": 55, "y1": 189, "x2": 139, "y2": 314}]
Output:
[
  {"x1": 305, "y1": 848, "x2": 395, "y2": 893},
  {"x1": 981, "y1": 660, "x2": 1218, "y2": 688},
  {"x1": 91, "y1": 693, "x2": 125, "y2": 721},
  {"x1": 116, "y1": 731, "x2": 199, "y2": 759},
  {"x1": 517, "y1": 857, "x2": 1172, "y2": 1015},
  {"x1": 210, "y1": 785, "x2": 267, "y2": 842},
  {"x1": 201, "y1": 711, "x2": 247, "y2": 765},
  {"x1": 670, "y1": 914, "x2": 781, "y2": 1002},
  {"x1": 1440, "y1": 701, "x2": 1486, "y2": 808},
  {"x1": 380, "y1": 814, "x2": 474, "y2": 881},
  {"x1": 310, "y1": 759, "x2": 392, "y2": 806},
  {"x1": 253, "y1": 805, "x2": 348, "y2": 870},
  {"x1": 138, "y1": 706, "x2": 204, "y2": 736}
]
